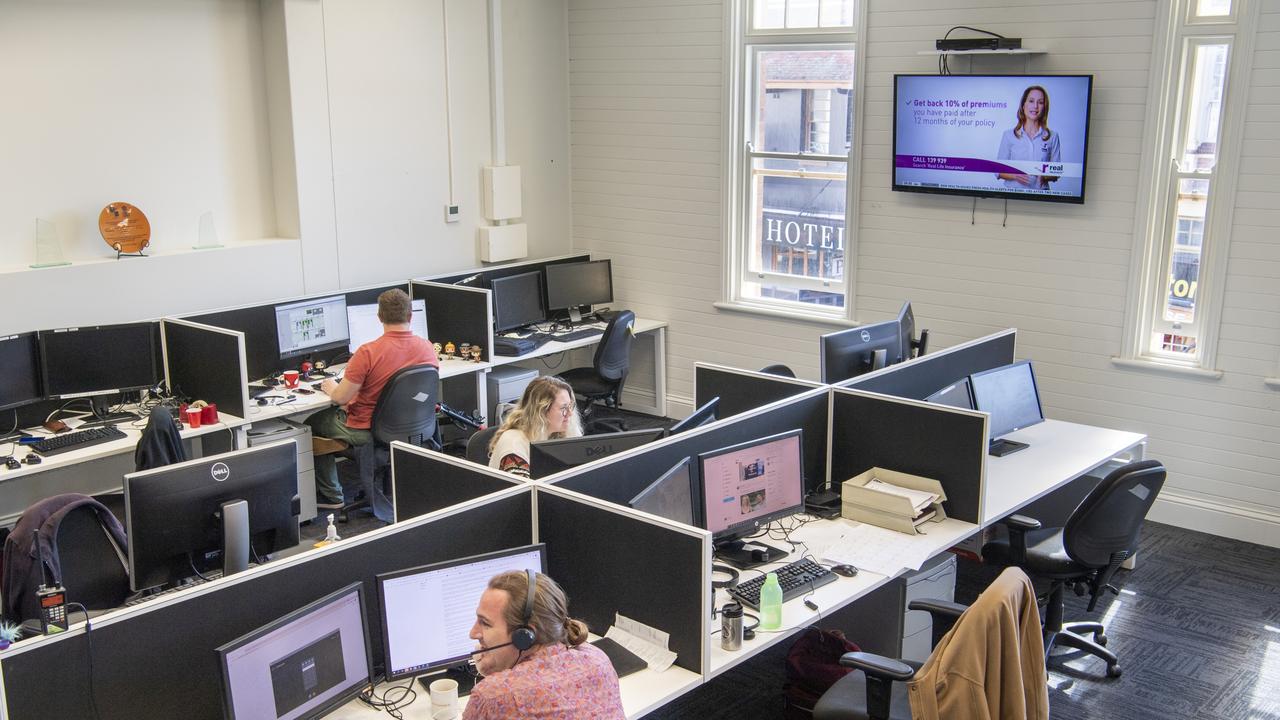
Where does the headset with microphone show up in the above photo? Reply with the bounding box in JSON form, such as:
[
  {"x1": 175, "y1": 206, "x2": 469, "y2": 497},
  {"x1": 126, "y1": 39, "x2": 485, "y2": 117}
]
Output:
[{"x1": 473, "y1": 569, "x2": 539, "y2": 657}]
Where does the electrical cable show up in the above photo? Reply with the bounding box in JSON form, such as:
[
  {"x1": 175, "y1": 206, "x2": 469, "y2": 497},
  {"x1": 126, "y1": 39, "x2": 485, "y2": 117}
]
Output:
[{"x1": 66, "y1": 602, "x2": 103, "y2": 720}]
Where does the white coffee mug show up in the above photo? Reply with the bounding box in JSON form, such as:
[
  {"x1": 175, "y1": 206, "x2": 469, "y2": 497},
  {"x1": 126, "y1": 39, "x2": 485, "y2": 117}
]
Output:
[{"x1": 429, "y1": 677, "x2": 460, "y2": 710}]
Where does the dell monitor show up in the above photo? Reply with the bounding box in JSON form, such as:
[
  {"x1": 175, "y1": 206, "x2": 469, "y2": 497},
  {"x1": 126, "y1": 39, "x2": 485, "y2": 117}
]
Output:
[
  {"x1": 491, "y1": 271, "x2": 547, "y2": 333},
  {"x1": 39, "y1": 323, "x2": 159, "y2": 424},
  {"x1": 698, "y1": 429, "x2": 805, "y2": 568},
  {"x1": 275, "y1": 295, "x2": 351, "y2": 361},
  {"x1": 0, "y1": 332, "x2": 42, "y2": 410},
  {"x1": 925, "y1": 377, "x2": 974, "y2": 410},
  {"x1": 529, "y1": 427, "x2": 666, "y2": 479},
  {"x1": 897, "y1": 301, "x2": 928, "y2": 360},
  {"x1": 124, "y1": 440, "x2": 302, "y2": 592},
  {"x1": 346, "y1": 299, "x2": 428, "y2": 352},
  {"x1": 217, "y1": 582, "x2": 374, "y2": 720},
  {"x1": 819, "y1": 320, "x2": 904, "y2": 383},
  {"x1": 668, "y1": 396, "x2": 720, "y2": 435},
  {"x1": 969, "y1": 360, "x2": 1045, "y2": 457},
  {"x1": 628, "y1": 456, "x2": 697, "y2": 526},
  {"x1": 378, "y1": 544, "x2": 545, "y2": 694},
  {"x1": 545, "y1": 259, "x2": 614, "y2": 323}
]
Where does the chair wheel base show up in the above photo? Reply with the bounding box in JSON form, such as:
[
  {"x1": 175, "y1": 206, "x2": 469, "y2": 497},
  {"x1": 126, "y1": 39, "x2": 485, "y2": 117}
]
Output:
[
  {"x1": 1106, "y1": 664, "x2": 1122, "y2": 678},
  {"x1": 1096, "y1": 633, "x2": 1108, "y2": 647}
]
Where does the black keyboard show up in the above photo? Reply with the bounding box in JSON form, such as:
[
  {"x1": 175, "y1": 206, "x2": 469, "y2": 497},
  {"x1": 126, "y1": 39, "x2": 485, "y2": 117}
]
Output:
[
  {"x1": 728, "y1": 558, "x2": 838, "y2": 609},
  {"x1": 124, "y1": 570, "x2": 223, "y2": 606},
  {"x1": 548, "y1": 327, "x2": 604, "y2": 343},
  {"x1": 31, "y1": 425, "x2": 128, "y2": 457}
]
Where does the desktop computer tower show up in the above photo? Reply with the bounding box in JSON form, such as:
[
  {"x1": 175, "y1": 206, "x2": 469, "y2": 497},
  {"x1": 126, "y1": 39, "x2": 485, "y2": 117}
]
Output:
[
  {"x1": 901, "y1": 552, "x2": 957, "y2": 662},
  {"x1": 247, "y1": 418, "x2": 316, "y2": 521},
  {"x1": 486, "y1": 367, "x2": 539, "y2": 427}
]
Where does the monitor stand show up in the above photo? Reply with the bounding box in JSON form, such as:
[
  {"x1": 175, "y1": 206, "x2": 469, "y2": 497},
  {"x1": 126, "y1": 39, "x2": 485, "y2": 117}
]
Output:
[
  {"x1": 567, "y1": 306, "x2": 583, "y2": 325},
  {"x1": 76, "y1": 395, "x2": 140, "y2": 428},
  {"x1": 221, "y1": 500, "x2": 251, "y2": 578},
  {"x1": 418, "y1": 664, "x2": 479, "y2": 696},
  {"x1": 715, "y1": 539, "x2": 787, "y2": 570},
  {"x1": 988, "y1": 438, "x2": 1029, "y2": 457}
]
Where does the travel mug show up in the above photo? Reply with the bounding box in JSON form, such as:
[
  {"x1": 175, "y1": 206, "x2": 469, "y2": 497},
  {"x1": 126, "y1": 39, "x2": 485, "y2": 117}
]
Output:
[{"x1": 721, "y1": 601, "x2": 744, "y2": 651}]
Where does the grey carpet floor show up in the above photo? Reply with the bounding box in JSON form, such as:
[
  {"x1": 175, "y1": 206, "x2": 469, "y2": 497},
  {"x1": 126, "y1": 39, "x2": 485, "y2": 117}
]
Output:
[{"x1": 647, "y1": 521, "x2": 1280, "y2": 719}]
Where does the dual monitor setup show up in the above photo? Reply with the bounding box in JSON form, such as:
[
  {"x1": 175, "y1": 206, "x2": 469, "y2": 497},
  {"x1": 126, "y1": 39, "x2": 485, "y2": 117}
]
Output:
[
  {"x1": 272, "y1": 294, "x2": 428, "y2": 364},
  {"x1": 218, "y1": 544, "x2": 546, "y2": 719},
  {"x1": 819, "y1": 301, "x2": 929, "y2": 384},
  {"x1": 489, "y1": 258, "x2": 614, "y2": 334},
  {"x1": 925, "y1": 359, "x2": 1045, "y2": 457}
]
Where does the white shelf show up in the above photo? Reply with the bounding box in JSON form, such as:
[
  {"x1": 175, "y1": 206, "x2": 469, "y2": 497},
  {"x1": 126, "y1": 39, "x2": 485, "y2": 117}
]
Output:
[{"x1": 920, "y1": 48, "x2": 1046, "y2": 56}]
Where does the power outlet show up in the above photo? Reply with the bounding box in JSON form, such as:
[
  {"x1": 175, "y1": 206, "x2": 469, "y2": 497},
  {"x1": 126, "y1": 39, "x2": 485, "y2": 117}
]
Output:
[{"x1": 444, "y1": 204, "x2": 460, "y2": 223}]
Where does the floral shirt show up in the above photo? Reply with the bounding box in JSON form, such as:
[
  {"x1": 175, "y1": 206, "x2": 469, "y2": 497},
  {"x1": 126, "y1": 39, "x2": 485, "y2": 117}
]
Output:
[{"x1": 462, "y1": 642, "x2": 625, "y2": 720}]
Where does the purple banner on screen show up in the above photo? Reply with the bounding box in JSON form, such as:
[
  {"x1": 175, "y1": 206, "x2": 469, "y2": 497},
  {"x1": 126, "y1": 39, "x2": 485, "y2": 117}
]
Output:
[{"x1": 894, "y1": 155, "x2": 1021, "y2": 174}]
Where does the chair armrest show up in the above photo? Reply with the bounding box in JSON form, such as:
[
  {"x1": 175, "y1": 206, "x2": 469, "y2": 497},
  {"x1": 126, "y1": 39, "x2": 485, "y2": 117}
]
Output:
[
  {"x1": 1001, "y1": 514, "x2": 1041, "y2": 531},
  {"x1": 907, "y1": 598, "x2": 966, "y2": 621},
  {"x1": 838, "y1": 651, "x2": 915, "y2": 682},
  {"x1": 997, "y1": 514, "x2": 1041, "y2": 565}
]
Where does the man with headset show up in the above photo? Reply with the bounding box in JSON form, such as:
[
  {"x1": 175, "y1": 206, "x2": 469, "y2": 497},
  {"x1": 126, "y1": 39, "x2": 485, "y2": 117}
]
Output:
[{"x1": 465, "y1": 570, "x2": 624, "y2": 719}]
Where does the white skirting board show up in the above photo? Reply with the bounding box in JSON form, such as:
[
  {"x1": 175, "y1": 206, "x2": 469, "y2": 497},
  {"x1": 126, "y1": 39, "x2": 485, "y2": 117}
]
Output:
[{"x1": 1146, "y1": 490, "x2": 1280, "y2": 549}]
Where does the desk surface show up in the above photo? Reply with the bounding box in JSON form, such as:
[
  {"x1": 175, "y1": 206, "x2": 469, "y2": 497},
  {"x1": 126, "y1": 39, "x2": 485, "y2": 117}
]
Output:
[{"x1": 488, "y1": 318, "x2": 667, "y2": 370}]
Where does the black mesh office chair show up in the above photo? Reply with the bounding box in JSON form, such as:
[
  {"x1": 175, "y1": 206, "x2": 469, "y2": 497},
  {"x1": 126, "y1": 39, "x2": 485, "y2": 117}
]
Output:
[
  {"x1": 981, "y1": 459, "x2": 1166, "y2": 678},
  {"x1": 339, "y1": 364, "x2": 441, "y2": 522},
  {"x1": 560, "y1": 310, "x2": 635, "y2": 417},
  {"x1": 759, "y1": 363, "x2": 796, "y2": 378},
  {"x1": 465, "y1": 426, "x2": 500, "y2": 465}
]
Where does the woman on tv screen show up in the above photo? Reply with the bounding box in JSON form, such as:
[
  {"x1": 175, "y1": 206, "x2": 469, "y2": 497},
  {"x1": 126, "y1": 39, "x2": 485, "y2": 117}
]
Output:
[{"x1": 996, "y1": 85, "x2": 1061, "y2": 189}]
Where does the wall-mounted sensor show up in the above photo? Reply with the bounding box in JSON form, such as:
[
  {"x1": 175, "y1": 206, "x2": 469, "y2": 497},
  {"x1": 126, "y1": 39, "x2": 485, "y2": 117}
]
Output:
[{"x1": 445, "y1": 204, "x2": 460, "y2": 223}]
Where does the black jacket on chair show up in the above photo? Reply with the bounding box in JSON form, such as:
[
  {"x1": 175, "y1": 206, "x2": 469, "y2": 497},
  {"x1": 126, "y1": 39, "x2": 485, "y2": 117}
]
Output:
[{"x1": 134, "y1": 406, "x2": 187, "y2": 472}]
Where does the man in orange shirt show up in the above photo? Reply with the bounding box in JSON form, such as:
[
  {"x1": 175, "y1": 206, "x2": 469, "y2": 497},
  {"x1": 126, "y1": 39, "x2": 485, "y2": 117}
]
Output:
[{"x1": 306, "y1": 289, "x2": 438, "y2": 522}]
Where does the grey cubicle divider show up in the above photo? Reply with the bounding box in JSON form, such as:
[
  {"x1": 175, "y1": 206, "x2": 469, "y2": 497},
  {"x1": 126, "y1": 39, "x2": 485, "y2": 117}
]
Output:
[
  {"x1": 536, "y1": 485, "x2": 709, "y2": 675},
  {"x1": 185, "y1": 302, "x2": 278, "y2": 380},
  {"x1": 829, "y1": 387, "x2": 987, "y2": 523},
  {"x1": 694, "y1": 362, "x2": 823, "y2": 417},
  {"x1": 551, "y1": 387, "x2": 831, "y2": 503},
  {"x1": 411, "y1": 281, "x2": 492, "y2": 360},
  {"x1": 839, "y1": 328, "x2": 1016, "y2": 400},
  {"x1": 161, "y1": 318, "x2": 249, "y2": 418},
  {"x1": 0, "y1": 486, "x2": 536, "y2": 720},
  {"x1": 391, "y1": 441, "x2": 524, "y2": 521},
  {"x1": 425, "y1": 253, "x2": 591, "y2": 286}
]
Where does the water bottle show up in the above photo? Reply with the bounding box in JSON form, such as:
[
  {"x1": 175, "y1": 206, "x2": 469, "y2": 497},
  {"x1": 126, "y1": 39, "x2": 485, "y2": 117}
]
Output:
[{"x1": 759, "y1": 572, "x2": 783, "y2": 631}]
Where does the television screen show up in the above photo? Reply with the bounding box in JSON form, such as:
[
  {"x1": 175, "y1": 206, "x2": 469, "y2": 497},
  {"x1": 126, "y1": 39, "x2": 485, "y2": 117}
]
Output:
[{"x1": 893, "y1": 74, "x2": 1093, "y2": 203}]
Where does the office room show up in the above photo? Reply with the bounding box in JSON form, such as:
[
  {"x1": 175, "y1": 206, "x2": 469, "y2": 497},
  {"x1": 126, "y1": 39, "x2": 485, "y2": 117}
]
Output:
[{"x1": 0, "y1": 0, "x2": 1277, "y2": 719}]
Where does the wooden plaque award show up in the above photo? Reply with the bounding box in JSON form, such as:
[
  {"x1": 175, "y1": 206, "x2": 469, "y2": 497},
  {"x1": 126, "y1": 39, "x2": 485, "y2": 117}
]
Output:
[{"x1": 99, "y1": 202, "x2": 151, "y2": 258}]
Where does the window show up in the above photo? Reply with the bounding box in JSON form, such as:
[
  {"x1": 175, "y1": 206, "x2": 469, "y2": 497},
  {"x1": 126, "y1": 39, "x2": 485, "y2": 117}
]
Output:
[
  {"x1": 1122, "y1": 0, "x2": 1257, "y2": 371},
  {"x1": 724, "y1": 1, "x2": 861, "y2": 316}
]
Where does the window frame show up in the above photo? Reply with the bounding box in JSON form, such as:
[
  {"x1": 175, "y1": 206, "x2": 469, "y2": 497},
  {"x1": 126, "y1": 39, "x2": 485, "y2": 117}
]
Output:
[{"x1": 721, "y1": 0, "x2": 867, "y2": 323}]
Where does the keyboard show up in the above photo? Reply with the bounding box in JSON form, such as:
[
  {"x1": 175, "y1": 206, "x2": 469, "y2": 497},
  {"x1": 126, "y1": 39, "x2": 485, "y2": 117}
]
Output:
[
  {"x1": 31, "y1": 425, "x2": 128, "y2": 457},
  {"x1": 728, "y1": 557, "x2": 838, "y2": 609},
  {"x1": 547, "y1": 327, "x2": 604, "y2": 343},
  {"x1": 124, "y1": 570, "x2": 223, "y2": 607}
]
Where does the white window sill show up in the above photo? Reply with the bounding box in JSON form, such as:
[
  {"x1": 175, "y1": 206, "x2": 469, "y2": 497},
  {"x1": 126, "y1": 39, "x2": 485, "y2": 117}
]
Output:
[
  {"x1": 1110, "y1": 356, "x2": 1224, "y2": 380},
  {"x1": 1265, "y1": 377, "x2": 1280, "y2": 390},
  {"x1": 713, "y1": 300, "x2": 859, "y2": 328}
]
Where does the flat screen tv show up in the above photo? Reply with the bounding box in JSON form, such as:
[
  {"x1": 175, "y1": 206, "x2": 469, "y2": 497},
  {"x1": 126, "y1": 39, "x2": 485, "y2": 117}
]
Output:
[{"x1": 893, "y1": 74, "x2": 1093, "y2": 204}]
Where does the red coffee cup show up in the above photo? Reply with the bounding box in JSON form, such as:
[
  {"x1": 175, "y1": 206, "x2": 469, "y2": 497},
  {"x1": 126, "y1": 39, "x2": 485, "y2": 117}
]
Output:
[
  {"x1": 201, "y1": 403, "x2": 218, "y2": 425},
  {"x1": 186, "y1": 407, "x2": 203, "y2": 429},
  {"x1": 283, "y1": 370, "x2": 300, "y2": 389}
]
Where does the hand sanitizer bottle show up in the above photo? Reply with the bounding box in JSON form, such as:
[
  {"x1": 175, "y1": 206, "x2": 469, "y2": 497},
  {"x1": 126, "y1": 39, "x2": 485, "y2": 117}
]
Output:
[
  {"x1": 324, "y1": 513, "x2": 340, "y2": 543},
  {"x1": 759, "y1": 572, "x2": 783, "y2": 631}
]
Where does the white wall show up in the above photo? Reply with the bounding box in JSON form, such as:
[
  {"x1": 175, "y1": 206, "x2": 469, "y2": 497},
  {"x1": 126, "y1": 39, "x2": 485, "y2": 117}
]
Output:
[{"x1": 568, "y1": 0, "x2": 1280, "y2": 547}]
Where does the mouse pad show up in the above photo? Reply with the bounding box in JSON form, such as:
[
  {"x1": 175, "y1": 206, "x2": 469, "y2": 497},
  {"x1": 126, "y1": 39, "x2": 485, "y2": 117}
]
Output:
[{"x1": 590, "y1": 637, "x2": 647, "y2": 679}]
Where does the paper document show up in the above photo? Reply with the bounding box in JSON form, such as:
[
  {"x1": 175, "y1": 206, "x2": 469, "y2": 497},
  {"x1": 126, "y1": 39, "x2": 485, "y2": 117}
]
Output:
[
  {"x1": 865, "y1": 478, "x2": 938, "y2": 513},
  {"x1": 817, "y1": 522, "x2": 939, "y2": 576},
  {"x1": 605, "y1": 613, "x2": 677, "y2": 672}
]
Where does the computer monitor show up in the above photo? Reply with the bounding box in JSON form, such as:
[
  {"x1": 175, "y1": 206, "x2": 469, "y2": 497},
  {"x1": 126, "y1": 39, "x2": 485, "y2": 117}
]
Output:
[
  {"x1": 819, "y1": 319, "x2": 905, "y2": 383},
  {"x1": 377, "y1": 544, "x2": 545, "y2": 691},
  {"x1": 39, "y1": 323, "x2": 158, "y2": 399},
  {"x1": 545, "y1": 259, "x2": 613, "y2": 322},
  {"x1": 217, "y1": 582, "x2": 373, "y2": 720},
  {"x1": 491, "y1": 271, "x2": 547, "y2": 333},
  {"x1": 697, "y1": 429, "x2": 805, "y2": 567},
  {"x1": 124, "y1": 440, "x2": 301, "y2": 592},
  {"x1": 346, "y1": 299, "x2": 428, "y2": 352},
  {"x1": 275, "y1": 295, "x2": 351, "y2": 360},
  {"x1": 969, "y1": 360, "x2": 1044, "y2": 457},
  {"x1": 897, "y1": 300, "x2": 928, "y2": 360},
  {"x1": 925, "y1": 377, "x2": 974, "y2": 410},
  {"x1": 529, "y1": 427, "x2": 666, "y2": 479},
  {"x1": 667, "y1": 396, "x2": 719, "y2": 435},
  {"x1": 0, "y1": 332, "x2": 42, "y2": 413},
  {"x1": 628, "y1": 457, "x2": 697, "y2": 526}
]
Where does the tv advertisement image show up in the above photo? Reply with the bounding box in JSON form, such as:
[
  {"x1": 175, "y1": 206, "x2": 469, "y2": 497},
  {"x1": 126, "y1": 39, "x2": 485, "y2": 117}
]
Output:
[{"x1": 893, "y1": 75, "x2": 1093, "y2": 203}]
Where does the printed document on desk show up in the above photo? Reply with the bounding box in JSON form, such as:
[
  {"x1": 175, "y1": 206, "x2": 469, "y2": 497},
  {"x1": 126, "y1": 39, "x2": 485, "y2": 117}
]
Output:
[
  {"x1": 605, "y1": 613, "x2": 677, "y2": 672},
  {"x1": 814, "y1": 521, "x2": 940, "y2": 577}
]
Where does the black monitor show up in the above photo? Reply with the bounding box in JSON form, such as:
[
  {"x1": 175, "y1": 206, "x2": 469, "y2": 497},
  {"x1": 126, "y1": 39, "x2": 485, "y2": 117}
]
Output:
[
  {"x1": 897, "y1": 301, "x2": 928, "y2": 360},
  {"x1": 819, "y1": 319, "x2": 904, "y2": 383},
  {"x1": 668, "y1": 396, "x2": 720, "y2": 435},
  {"x1": 378, "y1": 544, "x2": 545, "y2": 692},
  {"x1": 274, "y1": 295, "x2": 351, "y2": 361},
  {"x1": 969, "y1": 360, "x2": 1044, "y2": 457},
  {"x1": 123, "y1": 440, "x2": 301, "y2": 592},
  {"x1": 925, "y1": 377, "x2": 974, "y2": 410},
  {"x1": 697, "y1": 429, "x2": 805, "y2": 567},
  {"x1": 217, "y1": 582, "x2": 373, "y2": 720},
  {"x1": 491, "y1": 271, "x2": 547, "y2": 333},
  {"x1": 545, "y1": 259, "x2": 613, "y2": 322},
  {"x1": 629, "y1": 457, "x2": 697, "y2": 526},
  {"x1": 0, "y1": 332, "x2": 42, "y2": 413},
  {"x1": 529, "y1": 427, "x2": 666, "y2": 479},
  {"x1": 39, "y1": 323, "x2": 158, "y2": 399}
]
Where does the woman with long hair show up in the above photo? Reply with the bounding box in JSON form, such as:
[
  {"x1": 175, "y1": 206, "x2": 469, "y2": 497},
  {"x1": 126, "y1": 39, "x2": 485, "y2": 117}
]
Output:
[
  {"x1": 488, "y1": 375, "x2": 583, "y2": 477},
  {"x1": 996, "y1": 85, "x2": 1061, "y2": 189}
]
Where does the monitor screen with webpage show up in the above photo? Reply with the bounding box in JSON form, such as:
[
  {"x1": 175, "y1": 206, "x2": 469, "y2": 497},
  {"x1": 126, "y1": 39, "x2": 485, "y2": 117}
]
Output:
[
  {"x1": 217, "y1": 583, "x2": 373, "y2": 720},
  {"x1": 698, "y1": 429, "x2": 805, "y2": 548},
  {"x1": 346, "y1": 299, "x2": 428, "y2": 352},
  {"x1": 274, "y1": 295, "x2": 351, "y2": 360}
]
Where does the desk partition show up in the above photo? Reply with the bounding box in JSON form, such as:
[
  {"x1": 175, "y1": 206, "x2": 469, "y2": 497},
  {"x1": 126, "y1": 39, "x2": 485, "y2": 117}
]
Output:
[
  {"x1": 694, "y1": 362, "x2": 824, "y2": 419},
  {"x1": 161, "y1": 319, "x2": 249, "y2": 418},
  {"x1": 410, "y1": 281, "x2": 492, "y2": 360},
  {"x1": 391, "y1": 442, "x2": 523, "y2": 521},
  {"x1": 0, "y1": 487, "x2": 535, "y2": 719},
  {"x1": 425, "y1": 253, "x2": 591, "y2": 287},
  {"x1": 839, "y1": 328, "x2": 1016, "y2": 400}
]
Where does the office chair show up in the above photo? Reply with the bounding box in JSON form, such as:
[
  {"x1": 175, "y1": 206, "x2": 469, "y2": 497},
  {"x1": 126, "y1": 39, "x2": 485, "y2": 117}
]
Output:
[
  {"x1": 339, "y1": 364, "x2": 441, "y2": 523},
  {"x1": 981, "y1": 459, "x2": 1166, "y2": 679},
  {"x1": 759, "y1": 363, "x2": 796, "y2": 378},
  {"x1": 466, "y1": 426, "x2": 500, "y2": 465},
  {"x1": 560, "y1": 310, "x2": 635, "y2": 417},
  {"x1": 813, "y1": 567, "x2": 1047, "y2": 720}
]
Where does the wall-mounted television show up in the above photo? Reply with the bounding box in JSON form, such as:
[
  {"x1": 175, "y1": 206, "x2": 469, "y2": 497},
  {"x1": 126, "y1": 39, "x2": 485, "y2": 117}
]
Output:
[{"x1": 893, "y1": 74, "x2": 1093, "y2": 204}]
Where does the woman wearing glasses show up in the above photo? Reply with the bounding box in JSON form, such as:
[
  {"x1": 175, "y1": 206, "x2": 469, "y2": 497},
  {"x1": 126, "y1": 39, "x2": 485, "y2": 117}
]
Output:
[{"x1": 489, "y1": 376, "x2": 583, "y2": 477}]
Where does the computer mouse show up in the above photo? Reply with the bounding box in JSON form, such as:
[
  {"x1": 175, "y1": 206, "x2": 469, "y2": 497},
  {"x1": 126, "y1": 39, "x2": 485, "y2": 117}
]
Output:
[
  {"x1": 5, "y1": 458, "x2": 21, "y2": 470},
  {"x1": 830, "y1": 564, "x2": 858, "y2": 578},
  {"x1": 43, "y1": 419, "x2": 69, "y2": 433},
  {"x1": 23, "y1": 454, "x2": 41, "y2": 465}
]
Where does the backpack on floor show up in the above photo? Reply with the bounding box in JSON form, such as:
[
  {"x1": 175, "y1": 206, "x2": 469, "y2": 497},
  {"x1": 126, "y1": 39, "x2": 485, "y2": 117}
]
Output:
[{"x1": 783, "y1": 627, "x2": 860, "y2": 719}]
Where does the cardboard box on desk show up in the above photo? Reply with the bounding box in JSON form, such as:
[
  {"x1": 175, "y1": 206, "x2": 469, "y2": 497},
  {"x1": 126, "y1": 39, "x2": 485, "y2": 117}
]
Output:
[{"x1": 841, "y1": 467, "x2": 947, "y2": 536}]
